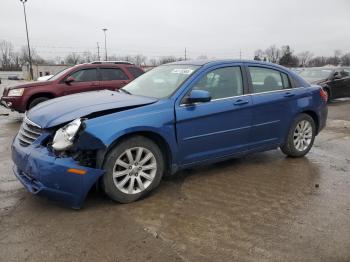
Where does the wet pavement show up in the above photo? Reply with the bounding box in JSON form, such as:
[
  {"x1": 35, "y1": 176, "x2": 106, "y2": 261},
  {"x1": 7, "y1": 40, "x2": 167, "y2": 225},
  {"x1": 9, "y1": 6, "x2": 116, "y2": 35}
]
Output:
[{"x1": 0, "y1": 81, "x2": 349, "y2": 261}]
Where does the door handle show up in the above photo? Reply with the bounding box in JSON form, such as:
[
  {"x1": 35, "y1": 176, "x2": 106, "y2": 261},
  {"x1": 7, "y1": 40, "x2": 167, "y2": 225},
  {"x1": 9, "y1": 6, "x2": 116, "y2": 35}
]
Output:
[
  {"x1": 234, "y1": 99, "x2": 249, "y2": 106},
  {"x1": 284, "y1": 92, "x2": 295, "y2": 98}
]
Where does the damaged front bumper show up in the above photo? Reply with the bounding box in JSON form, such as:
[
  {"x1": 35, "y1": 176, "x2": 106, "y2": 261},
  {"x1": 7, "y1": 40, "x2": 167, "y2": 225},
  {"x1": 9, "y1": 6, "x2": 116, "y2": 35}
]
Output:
[{"x1": 11, "y1": 135, "x2": 105, "y2": 209}]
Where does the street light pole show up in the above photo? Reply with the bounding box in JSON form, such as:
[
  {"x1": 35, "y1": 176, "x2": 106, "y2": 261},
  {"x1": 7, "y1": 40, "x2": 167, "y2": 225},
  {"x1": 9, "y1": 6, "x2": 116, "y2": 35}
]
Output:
[
  {"x1": 20, "y1": 0, "x2": 33, "y2": 80},
  {"x1": 102, "y1": 28, "x2": 108, "y2": 61}
]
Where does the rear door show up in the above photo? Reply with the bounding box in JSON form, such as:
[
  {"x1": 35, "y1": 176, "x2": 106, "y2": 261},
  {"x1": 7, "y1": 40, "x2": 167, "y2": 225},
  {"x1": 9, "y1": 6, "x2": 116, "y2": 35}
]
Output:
[
  {"x1": 62, "y1": 68, "x2": 100, "y2": 95},
  {"x1": 99, "y1": 67, "x2": 131, "y2": 91},
  {"x1": 246, "y1": 64, "x2": 303, "y2": 147},
  {"x1": 175, "y1": 64, "x2": 253, "y2": 165}
]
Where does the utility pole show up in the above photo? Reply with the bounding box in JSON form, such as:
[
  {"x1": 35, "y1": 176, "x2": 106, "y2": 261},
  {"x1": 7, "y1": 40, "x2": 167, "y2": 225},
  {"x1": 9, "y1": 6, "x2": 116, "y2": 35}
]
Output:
[
  {"x1": 239, "y1": 49, "x2": 242, "y2": 60},
  {"x1": 184, "y1": 48, "x2": 187, "y2": 60},
  {"x1": 20, "y1": 0, "x2": 33, "y2": 80},
  {"x1": 97, "y1": 42, "x2": 100, "y2": 61},
  {"x1": 102, "y1": 28, "x2": 108, "y2": 61}
]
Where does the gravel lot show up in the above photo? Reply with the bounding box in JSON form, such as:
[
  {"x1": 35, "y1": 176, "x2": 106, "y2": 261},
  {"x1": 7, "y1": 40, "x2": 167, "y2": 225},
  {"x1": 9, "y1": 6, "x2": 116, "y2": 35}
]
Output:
[{"x1": 0, "y1": 79, "x2": 349, "y2": 261}]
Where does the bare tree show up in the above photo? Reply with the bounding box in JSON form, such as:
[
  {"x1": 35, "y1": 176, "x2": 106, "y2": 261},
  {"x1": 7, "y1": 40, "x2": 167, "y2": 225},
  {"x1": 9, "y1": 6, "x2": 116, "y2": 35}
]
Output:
[
  {"x1": 158, "y1": 56, "x2": 180, "y2": 65},
  {"x1": 12, "y1": 52, "x2": 22, "y2": 69},
  {"x1": 308, "y1": 56, "x2": 327, "y2": 67},
  {"x1": 80, "y1": 51, "x2": 98, "y2": 63},
  {"x1": 264, "y1": 45, "x2": 280, "y2": 63},
  {"x1": 254, "y1": 49, "x2": 264, "y2": 61},
  {"x1": 20, "y1": 46, "x2": 44, "y2": 65},
  {"x1": 133, "y1": 54, "x2": 147, "y2": 66},
  {"x1": 64, "y1": 52, "x2": 82, "y2": 65},
  {"x1": 341, "y1": 53, "x2": 350, "y2": 66},
  {"x1": 149, "y1": 58, "x2": 158, "y2": 66},
  {"x1": 0, "y1": 40, "x2": 14, "y2": 69},
  {"x1": 297, "y1": 51, "x2": 313, "y2": 67}
]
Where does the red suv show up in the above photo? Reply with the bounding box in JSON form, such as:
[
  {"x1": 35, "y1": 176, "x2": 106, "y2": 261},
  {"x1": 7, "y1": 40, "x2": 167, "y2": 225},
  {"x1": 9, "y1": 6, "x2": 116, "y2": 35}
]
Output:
[{"x1": 1, "y1": 61, "x2": 144, "y2": 112}]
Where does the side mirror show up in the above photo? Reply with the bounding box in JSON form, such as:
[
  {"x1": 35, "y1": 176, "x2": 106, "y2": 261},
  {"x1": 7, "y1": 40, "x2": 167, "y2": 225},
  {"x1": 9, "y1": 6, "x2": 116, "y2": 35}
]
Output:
[
  {"x1": 183, "y1": 90, "x2": 211, "y2": 104},
  {"x1": 65, "y1": 76, "x2": 75, "y2": 84}
]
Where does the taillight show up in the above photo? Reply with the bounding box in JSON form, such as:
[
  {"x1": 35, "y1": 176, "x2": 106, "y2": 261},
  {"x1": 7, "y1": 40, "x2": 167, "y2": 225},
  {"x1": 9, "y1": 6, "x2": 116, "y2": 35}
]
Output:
[{"x1": 319, "y1": 88, "x2": 328, "y2": 102}]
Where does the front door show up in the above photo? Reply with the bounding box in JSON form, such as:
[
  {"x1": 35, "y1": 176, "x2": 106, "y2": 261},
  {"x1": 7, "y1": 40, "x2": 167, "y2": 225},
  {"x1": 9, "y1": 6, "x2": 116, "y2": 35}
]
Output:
[
  {"x1": 62, "y1": 68, "x2": 100, "y2": 95},
  {"x1": 175, "y1": 65, "x2": 253, "y2": 165}
]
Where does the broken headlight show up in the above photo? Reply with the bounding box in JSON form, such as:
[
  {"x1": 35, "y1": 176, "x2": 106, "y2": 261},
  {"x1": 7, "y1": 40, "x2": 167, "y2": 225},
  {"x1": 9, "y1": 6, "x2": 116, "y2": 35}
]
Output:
[{"x1": 52, "y1": 118, "x2": 82, "y2": 151}]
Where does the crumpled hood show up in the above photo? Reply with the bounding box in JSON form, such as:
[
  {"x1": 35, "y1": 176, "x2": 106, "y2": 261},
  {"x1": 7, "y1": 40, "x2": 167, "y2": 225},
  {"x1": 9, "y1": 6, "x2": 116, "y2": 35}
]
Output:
[{"x1": 27, "y1": 90, "x2": 158, "y2": 128}]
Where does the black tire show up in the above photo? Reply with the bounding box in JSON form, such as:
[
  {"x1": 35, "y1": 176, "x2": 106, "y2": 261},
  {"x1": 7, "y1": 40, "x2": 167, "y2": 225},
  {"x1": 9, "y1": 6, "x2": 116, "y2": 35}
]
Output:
[
  {"x1": 102, "y1": 136, "x2": 164, "y2": 203},
  {"x1": 280, "y1": 113, "x2": 316, "y2": 157},
  {"x1": 28, "y1": 97, "x2": 50, "y2": 109}
]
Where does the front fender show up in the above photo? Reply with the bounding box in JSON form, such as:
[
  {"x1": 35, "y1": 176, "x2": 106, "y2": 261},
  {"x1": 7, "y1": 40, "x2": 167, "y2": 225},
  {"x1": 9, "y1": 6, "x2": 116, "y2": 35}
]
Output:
[{"x1": 77, "y1": 101, "x2": 179, "y2": 168}]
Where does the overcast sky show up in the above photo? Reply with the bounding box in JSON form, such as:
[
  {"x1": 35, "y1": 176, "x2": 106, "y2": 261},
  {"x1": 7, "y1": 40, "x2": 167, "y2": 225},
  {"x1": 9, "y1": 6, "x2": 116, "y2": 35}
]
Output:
[{"x1": 1, "y1": 0, "x2": 349, "y2": 60}]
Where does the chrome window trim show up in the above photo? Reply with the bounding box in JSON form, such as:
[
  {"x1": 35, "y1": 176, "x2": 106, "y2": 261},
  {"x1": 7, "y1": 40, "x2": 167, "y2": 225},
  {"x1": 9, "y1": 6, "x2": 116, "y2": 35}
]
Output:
[
  {"x1": 251, "y1": 86, "x2": 305, "y2": 96},
  {"x1": 179, "y1": 87, "x2": 306, "y2": 107}
]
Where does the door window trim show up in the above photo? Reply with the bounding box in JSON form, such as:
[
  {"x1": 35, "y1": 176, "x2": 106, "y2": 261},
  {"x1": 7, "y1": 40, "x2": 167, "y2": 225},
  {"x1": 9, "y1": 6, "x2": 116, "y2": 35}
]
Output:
[{"x1": 245, "y1": 65, "x2": 296, "y2": 94}]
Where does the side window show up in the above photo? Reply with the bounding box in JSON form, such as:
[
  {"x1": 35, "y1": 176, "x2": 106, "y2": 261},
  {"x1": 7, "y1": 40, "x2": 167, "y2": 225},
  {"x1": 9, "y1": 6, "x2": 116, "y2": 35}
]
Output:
[
  {"x1": 281, "y1": 73, "x2": 291, "y2": 89},
  {"x1": 127, "y1": 67, "x2": 144, "y2": 78},
  {"x1": 341, "y1": 69, "x2": 350, "y2": 77},
  {"x1": 100, "y1": 68, "x2": 129, "y2": 81},
  {"x1": 69, "y1": 69, "x2": 98, "y2": 82},
  {"x1": 249, "y1": 67, "x2": 290, "y2": 93},
  {"x1": 192, "y1": 67, "x2": 243, "y2": 100}
]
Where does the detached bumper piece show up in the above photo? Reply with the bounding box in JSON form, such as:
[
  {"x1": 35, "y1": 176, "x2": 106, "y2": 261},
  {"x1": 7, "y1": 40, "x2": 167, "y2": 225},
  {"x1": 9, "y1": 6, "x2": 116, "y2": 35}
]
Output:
[{"x1": 12, "y1": 136, "x2": 105, "y2": 209}]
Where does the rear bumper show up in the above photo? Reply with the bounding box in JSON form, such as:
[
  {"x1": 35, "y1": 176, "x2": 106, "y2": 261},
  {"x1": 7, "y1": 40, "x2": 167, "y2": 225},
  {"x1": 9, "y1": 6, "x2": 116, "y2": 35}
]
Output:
[{"x1": 11, "y1": 135, "x2": 105, "y2": 209}]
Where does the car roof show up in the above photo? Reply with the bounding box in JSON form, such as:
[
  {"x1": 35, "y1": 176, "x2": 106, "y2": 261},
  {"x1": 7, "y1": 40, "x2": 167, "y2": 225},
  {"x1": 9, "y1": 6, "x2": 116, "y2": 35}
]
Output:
[
  {"x1": 167, "y1": 59, "x2": 289, "y2": 70},
  {"x1": 73, "y1": 62, "x2": 138, "y2": 69}
]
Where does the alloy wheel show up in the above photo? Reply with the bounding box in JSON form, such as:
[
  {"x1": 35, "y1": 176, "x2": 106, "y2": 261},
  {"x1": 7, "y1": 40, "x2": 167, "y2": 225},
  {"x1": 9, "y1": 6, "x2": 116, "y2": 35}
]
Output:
[
  {"x1": 293, "y1": 120, "x2": 313, "y2": 151},
  {"x1": 112, "y1": 147, "x2": 157, "y2": 194}
]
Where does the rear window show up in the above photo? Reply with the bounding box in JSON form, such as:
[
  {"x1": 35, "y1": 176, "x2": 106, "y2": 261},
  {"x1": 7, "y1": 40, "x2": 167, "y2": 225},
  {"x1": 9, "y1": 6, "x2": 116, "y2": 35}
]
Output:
[
  {"x1": 127, "y1": 67, "x2": 144, "y2": 78},
  {"x1": 248, "y1": 67, "x2": 291, "y2": 93}
]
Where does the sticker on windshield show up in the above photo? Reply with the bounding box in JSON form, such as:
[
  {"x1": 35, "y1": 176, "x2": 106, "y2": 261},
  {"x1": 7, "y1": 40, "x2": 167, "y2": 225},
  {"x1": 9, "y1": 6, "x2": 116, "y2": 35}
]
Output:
[{"x1": 171, "y1": 68, "x2": 194, "y2": 75}]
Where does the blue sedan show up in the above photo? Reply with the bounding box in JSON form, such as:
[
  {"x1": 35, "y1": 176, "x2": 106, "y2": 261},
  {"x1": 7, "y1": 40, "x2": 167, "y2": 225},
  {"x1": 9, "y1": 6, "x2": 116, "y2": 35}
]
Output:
[{"x1": 11, "y1": 60, "x2": 328, "y2": 208}]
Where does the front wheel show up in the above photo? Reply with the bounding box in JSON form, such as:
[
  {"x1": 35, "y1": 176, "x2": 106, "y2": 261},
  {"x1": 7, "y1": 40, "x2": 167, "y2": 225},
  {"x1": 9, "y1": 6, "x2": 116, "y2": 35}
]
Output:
[
  {"x1": 280, "y1": 114, "x2": 316, "y2": 157},
  {"x1": 28, "y1": 97, "x2": 50, "y2": 109},
  {"x1": 102, "y1": 136, "x2": 164, "y2": 203}
]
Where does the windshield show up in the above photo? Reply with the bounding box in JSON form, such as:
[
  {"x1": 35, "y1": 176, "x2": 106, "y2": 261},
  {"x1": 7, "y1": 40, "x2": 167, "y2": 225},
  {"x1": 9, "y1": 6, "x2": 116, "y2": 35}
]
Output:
[
  {"x1": 122, "y1": 65, "x2": 200, "y2": 98},
  {"x1": 49, "y1": 67, "x2": 72, "y2": 81},
  {"x1": 299, "y1": 68, "x2": 332, "y2": 82}
]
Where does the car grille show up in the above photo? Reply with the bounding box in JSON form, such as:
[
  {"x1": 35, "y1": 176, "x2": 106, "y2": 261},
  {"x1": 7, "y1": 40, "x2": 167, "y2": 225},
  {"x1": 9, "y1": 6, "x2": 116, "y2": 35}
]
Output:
[{"x1": 18, "y1": 117, "x2": 42, "y2": 146}]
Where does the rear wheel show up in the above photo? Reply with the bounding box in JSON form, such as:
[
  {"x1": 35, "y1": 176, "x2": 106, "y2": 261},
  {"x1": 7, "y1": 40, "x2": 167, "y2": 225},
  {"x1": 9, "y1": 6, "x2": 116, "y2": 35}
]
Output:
[
  {"x1": 28, "y1": 97, "x2": 50, "y2": 109},
  {"x1": 280, "y1": 114, "x2": 316, "y2": 157},
  {"x1": 102, "y1": 136, "x2": 164, "y2": 203}
]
